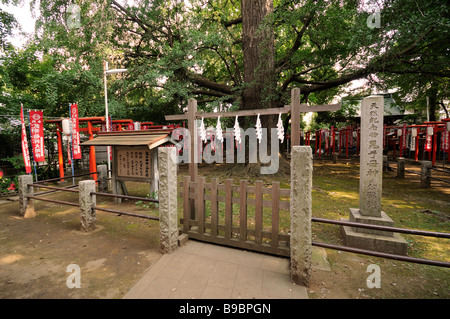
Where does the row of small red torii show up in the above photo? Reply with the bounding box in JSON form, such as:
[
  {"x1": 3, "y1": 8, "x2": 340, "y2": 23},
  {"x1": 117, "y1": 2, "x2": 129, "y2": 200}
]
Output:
[{"x1": 308, "y1": 120, "x2": 450, "y2": 166}]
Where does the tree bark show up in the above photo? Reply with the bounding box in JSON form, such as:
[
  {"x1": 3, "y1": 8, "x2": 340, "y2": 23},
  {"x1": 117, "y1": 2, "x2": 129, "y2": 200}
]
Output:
[
  {"x1": 241, "y1": 0, "x2": 276, "y2": 112},
  {"x1": 240, "y1": 0, "x2": 290, "y2": 175},
  {"x1": 427, "y1": 85, "x2": 438, "y2": 122}
]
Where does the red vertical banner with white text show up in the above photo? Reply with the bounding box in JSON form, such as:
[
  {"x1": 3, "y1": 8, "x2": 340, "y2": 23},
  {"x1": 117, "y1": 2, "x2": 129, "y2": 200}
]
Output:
[
  {"x1": 29, "y1": 110, "x2": 45, "y2": 162},
  {"x1": 20, "y1": 106, "x2": 32, "y2": 173},
  {"x1": 402, "y1": 124, "x2": 407, "y2": 153},
  {"x1": 425, "y1": 125, "x2": 433, "y2": 152},
  {"x1": 70, "y1": 104, "x2": 82, "y2": 159},
  {"x1": 442, "y1": 125, "x2": 449, "y2": 154}
]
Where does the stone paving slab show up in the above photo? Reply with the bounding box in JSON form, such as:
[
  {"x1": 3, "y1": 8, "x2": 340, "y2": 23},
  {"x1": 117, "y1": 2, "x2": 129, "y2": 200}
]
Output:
[{"x1": 124, "y1": 240, "x2": 309, "y2": 299}]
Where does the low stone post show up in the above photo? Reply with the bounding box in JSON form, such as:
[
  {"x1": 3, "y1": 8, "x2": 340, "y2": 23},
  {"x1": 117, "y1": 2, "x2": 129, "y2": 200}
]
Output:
[
  {"x1": 290, "y1": 146, "x2": 312, "y2": 287},
  {"x1": 79, "y1": 180, "x2": 96, "y2": 231},
  {"x1": 383, "y1": 155, "x2": 388, "y2": 172},
  {"x1": 158, "y1": 147, "x2": 178, "y2": 254},
  {"x1": 18, "y1": 175, "x2": 35, "y2": 218},
  {"x1": 97, "y1": 164, "x2": 108, "y2": 193},
  {"x1": 397, "y1": 157, "x2": 405, "y2": 178},
  {"x1": 420, "y1": 161, "x2": 432, "y2": 188}
]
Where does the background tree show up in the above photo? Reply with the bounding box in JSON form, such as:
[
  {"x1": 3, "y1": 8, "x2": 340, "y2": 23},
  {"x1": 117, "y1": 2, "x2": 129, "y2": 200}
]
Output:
[{"x1": 0, "y1": 0, "x2": 448, "y2": 142}]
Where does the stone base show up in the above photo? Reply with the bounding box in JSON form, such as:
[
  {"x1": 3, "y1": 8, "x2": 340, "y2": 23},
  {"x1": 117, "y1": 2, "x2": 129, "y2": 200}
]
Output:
[
  {"x1": 341, "y1": 208, "x2": 408, "y2": 256},
  {"x1": 348, "y1": 208, "x2": 394, "y2": 237}
]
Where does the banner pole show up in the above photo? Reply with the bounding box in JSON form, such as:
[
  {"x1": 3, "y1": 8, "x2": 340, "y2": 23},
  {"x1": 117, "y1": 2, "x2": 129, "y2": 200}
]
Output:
[
  {"x1": 27, "y1": 110, "x2": 39, "y2": 182},
  {"x1": 69, "y1": 104, "x2": 75, "y2": 186}
]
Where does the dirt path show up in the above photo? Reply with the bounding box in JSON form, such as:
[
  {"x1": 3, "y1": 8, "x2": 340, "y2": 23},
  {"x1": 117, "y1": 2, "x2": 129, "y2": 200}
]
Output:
[{"x1": 0, "y1": 196, "x2": 162, "y2": 299}]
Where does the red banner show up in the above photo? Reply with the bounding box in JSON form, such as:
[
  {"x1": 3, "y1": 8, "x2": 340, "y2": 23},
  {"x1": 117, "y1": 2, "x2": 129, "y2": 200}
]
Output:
[
  {"x1": 330, "y1": 126, "x2": 334, "y2": 148},
  {"x1": 442, "y1": 127, "x2": 449, "y2": 152},
  {"x1": 20, "y1": 106, "x2": 32, "y2": 173},
  {"x1": 425, "y1": 125, "x2": 433, "y2": 152},
  {"x1": 70, "y1": 104, "x2": 82, "y2": 159},
  {"x1": 402, "y1": 124, "x2": 407, "y2": 151},
  {"x1": 29, "y1": 110, "x2": 45, "y2": 162}
]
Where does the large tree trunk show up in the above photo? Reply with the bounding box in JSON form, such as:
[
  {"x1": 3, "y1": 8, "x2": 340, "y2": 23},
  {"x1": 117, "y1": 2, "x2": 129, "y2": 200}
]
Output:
[
  {"x1": 239, "y1": 0, "x2": 289, "y2": 176},
  {"x1": 427, "y1": 84, "x2": 438, "y2": 122},
  {"x1": 242, "y1": 0, "x2": 276, "y2": 113}
]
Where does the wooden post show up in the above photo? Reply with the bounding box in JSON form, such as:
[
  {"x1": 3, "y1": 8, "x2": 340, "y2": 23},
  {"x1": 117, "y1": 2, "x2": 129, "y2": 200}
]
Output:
[
  {"x1": 239, "y1": 180, "x2": 247, "y2": 242},
  {"x1": 210, "y1": 178, "x2": 218, "y2": 237},
  {"x1": 271, "y1": 181, "x2": 280, "y2": 248},
  {"x1": 183, "y1": 175, "x2": 191, "y2": 233},
  {"x1": 225, "y1": 179, "x2": 233, "y2": 239},
  {"x1": 291, "y1": 88, "x2": 301, "y2": 148},
  {"x1": 187, "y1": 98, "x2": 198, "y2": 220},
  {"x1": 197, "y1": 176, "x2": 205, "y2": 235},
  {"x1": 255, "y1": 180, "x2": 263, "y2": 245},
  {"x1": 188, "y1": 98, "x2": 198, "y2": 182}
]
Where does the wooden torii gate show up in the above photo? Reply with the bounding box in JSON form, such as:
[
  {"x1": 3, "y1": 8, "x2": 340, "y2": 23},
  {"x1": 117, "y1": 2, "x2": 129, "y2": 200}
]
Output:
[{"x1": 165, "y1": 87, "x2": 341, "y2": 183}]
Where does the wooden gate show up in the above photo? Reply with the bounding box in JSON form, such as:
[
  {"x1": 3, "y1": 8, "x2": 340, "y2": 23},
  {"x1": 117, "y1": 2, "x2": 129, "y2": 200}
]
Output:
[{"x1": 180, "y1": 176, "x2": 291, "y2": 257}]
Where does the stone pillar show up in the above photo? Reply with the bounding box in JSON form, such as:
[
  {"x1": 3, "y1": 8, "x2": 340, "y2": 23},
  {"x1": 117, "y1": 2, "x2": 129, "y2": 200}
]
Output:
[
  {"x1": 359, "y1": 96, "x2": 384, "y2": 218},
  {"x1": 420, "y1": 161, "x2": 432, "y2": 188},
  {"x1": 18, "y1": 175, "x2": 35, "y2": 218},
  {"x1": 150, "y1": 149, "x2": 159, "y2": 202},
  {"x1": 79, "y1": 180, "x2": 96, "y2": 231},
  {"x1": 97, "y1": 164, "x2": 108, "y2": 193},
  {"x1": 158, "y1": 147, "x2": 178, "y2": 254},
  {"x1": 397, "y1": 157, "x2": 405, "y2": 178},
  {"x1": 342, "y1": 96, "x2": 407, "y2": 255},
  {"x1": 290, "y1": 146, "x2": 312, "y2": 287}
]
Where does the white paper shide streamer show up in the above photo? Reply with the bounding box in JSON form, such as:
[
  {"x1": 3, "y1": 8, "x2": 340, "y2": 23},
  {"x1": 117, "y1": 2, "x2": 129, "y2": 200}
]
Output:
[
  {"x1": 255, "y1": 114, "x2": 262, "y2": 143},
  {"x1": 277, "y1": 113, "x2": 284, "y2": 143},
  {"x1": 234, "y1": 116, "x2": 241, "y2": 144},
  {"x1": 216, "y1": 116, "x2": 223, "y2": 143},
  {"x1": 199, "y1": 117, "x2": 207, "y2": 142}
]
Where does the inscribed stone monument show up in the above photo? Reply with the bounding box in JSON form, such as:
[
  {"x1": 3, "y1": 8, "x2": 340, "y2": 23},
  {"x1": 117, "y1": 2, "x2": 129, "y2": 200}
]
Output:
[
  {"x1": 359, "y1": 96, "x2": 383, "y2": 217},
  {"x1": 341, "y1": 96, "x2": 408, "y2": 255}
]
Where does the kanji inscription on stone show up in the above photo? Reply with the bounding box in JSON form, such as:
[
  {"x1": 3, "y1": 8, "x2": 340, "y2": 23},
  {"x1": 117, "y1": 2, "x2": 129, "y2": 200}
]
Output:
[{"x1": 359, "y1": 96, "x2": 384, "y2": 217}]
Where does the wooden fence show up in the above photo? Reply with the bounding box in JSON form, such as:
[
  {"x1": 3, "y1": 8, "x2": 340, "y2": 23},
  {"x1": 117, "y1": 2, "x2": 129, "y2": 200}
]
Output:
[{"x1": 179, "y1": 176, "x2": 291, "y2": 256}]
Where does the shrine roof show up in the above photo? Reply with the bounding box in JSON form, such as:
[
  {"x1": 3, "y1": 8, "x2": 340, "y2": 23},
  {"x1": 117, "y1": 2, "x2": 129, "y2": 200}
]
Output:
[{"x1": 81, "y1": 129, "x2": 173, "y2": 149}]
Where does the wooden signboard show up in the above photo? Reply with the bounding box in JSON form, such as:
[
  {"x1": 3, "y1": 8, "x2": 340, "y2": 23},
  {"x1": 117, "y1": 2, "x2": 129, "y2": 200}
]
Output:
[
  {"x1": 116, "y1": 148, "x2": 151, "y2": 179},
  {"x1": 113, "y1": 146, "x2": 154, "y2": 183}
]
